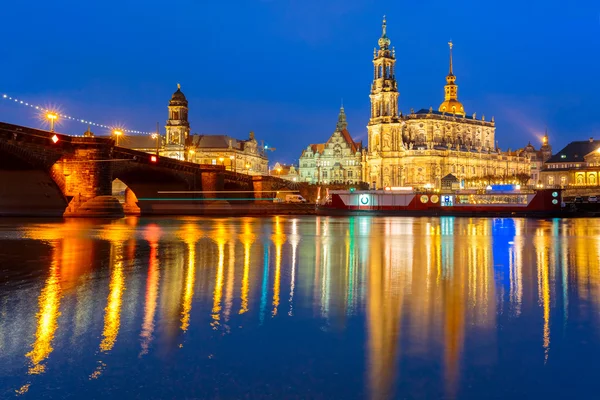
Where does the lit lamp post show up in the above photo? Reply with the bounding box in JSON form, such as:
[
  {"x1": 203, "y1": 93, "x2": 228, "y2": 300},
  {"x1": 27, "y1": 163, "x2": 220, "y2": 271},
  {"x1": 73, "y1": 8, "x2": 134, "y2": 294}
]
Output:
[
  {"x1": 151, "y1": 133, "x2": 160, "y2": 155},
  {"x1": 229, "y1": 155, "x2": 235, "y2": 172},
  {"x1": 113, "y1": 130, "x2": 123, "y2": 146},
  {"x1": 47, "y1": 113, "x2": 58, "y2": 132},
  {"x1": 219, "y1": 157, "x2": 225, "y2": 168},
  {"x1": 277, "y1": 167, "x2": 282, "y2": 176},
  {"x1": 188, "y1": 149, "x2": 195, "y2": 162},
  {"x1": 245, "y1": 163, "x2": 251, "y2": 174}
]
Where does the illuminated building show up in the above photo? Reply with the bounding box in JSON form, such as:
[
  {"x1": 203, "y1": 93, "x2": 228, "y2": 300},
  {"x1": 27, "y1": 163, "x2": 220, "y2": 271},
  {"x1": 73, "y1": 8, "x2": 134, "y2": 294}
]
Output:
[
  {"x1": 186, "y1": 131, "x2": 268, "y2": 175},
  {"x1": 539, "y1": 137, "x2": 600, "y2": 187},
  {"x1": 365, "y1": 17, "x2": 531, "y2": 189},
  {"x1": 270, "y1": 162, "x2": 299, "y2": 182},
  {"x1": 515, "y1": 131, "x2": 553, "y2": 185},
  {"x1": 163, "y1": 84, "x2": 191, "y2": 160},
  {"x1": 123, "y1": 84, "x2": 269, "y2": 173},
  {"x1": 298, "y1": 106, "x2": 364, "y2": 184}
]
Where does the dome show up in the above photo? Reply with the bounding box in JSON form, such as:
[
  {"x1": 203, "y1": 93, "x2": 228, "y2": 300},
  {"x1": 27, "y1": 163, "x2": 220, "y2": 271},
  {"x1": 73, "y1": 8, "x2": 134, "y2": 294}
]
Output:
[
  {"x1": 170, "y1": 84, "x2": 188, "y2": 105},
  {"x1": 378, "y1": 35, "x2": 391, "y2": 49},
  {"x1": 439, "y1": 99, "x2": 465, "y2": 116}
]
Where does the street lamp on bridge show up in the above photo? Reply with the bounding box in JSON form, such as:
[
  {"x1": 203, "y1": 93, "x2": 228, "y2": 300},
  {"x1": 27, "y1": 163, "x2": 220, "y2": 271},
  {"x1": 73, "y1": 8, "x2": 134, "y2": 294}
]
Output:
[
  {"x1": 113, "y1": 130, "x2": 123, "y2": 146},
  {"x1": 46, "y1": 112, "x2": 58, "y2": 132},
  {"x1": 151, "y1": 133, "x2": 160, "y2": 155}
]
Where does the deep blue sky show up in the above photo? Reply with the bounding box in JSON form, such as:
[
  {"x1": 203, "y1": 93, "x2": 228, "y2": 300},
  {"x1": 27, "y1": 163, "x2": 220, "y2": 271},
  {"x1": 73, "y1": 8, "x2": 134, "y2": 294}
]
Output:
[{"x1": 1, "y1": 0, "x2": 599, "y2": 163}]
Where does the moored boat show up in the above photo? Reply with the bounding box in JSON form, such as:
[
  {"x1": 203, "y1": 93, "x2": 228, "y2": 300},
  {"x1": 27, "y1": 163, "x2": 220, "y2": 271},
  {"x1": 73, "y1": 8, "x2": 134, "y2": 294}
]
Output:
[{"x1": 317, "y1": 186, "x2": 563, "y2": 217}]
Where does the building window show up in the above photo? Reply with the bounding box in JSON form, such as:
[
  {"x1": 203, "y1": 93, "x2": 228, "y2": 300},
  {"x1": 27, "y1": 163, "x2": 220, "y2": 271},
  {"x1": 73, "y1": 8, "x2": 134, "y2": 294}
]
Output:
[
  {"x1": 323, "y1": 171, "x2": 328, "y2": 178},
  {"x1": 348, "y1": 171, "x2": 353, "y2": 178}
]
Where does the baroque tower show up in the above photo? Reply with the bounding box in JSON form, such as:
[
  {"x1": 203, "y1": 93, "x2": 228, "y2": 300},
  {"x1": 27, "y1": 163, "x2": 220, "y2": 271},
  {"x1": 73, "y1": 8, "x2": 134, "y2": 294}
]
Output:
[
  {"x1": 366, "y1": 16, "x2": 403, "y2": 189},
  {"x1": 165, "y1": 84, "x2": 190, "y2": 146},
  {"x1": 438, "y1": 41, "x2": 465, "y2": 116}
]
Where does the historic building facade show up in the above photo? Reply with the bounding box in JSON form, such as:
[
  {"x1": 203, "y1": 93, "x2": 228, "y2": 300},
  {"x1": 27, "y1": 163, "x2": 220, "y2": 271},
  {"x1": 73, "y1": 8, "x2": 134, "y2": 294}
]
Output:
[
  {"x1": 299, "y1": 106, "x2": 364, "y2": 184},
  {"x1": 186, "y1": 131, "x2": 268, "y2": 175},
  {"x1": 365, "y1": 18, "x2": 530, "y2": 190},
  {"x1": 162, "y1": 84, "x2": 190, "y2": 160},
  {"x1": 125, "y1": 84, "x2": 269, "y2": 174},
  {"x1": 516, "y1": 132, "x2": 553, "y2": 186},
  {"x1": 540, "y1": 138, "x2": 600, "y2": 187}
]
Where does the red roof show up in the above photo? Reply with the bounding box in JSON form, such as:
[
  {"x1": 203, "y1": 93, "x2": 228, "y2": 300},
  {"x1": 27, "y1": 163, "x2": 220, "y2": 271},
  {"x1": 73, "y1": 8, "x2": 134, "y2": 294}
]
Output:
[{"x1": 338, "y1": 128, "x2": 362, "y2": 153}]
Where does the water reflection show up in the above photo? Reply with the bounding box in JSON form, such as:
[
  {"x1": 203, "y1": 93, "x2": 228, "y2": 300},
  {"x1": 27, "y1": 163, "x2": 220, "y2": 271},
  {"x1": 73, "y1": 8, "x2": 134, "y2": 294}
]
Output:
[{"x1": 3, "y1": 217, "x2": 600, "y2": 398}]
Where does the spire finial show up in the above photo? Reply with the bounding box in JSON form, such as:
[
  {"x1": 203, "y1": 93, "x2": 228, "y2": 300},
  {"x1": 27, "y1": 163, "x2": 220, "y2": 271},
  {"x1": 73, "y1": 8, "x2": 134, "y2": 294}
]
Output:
[
  {"x1": 448, "y1": 40, "x2": 454, "y2": 75},
  {"x1": 336, "y1": 104, "x2": 348, "y2": 131},
  {"x1": 341, "y1": 98, "x2": 344, "y2": 108},
  {"x1": 382, "y1": 15, "x2": 387, "y2": 36},
  {"x1": 177, "y1": 83, "x2": 181, "y2": 90}
]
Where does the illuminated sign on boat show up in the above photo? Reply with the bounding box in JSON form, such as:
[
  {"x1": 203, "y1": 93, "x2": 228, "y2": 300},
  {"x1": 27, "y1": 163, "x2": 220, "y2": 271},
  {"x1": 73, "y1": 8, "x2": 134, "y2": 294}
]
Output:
[
  {"x1": 441, "y1": 195, "x2": 454, "y2": 207},
  {"x1": 359, "y1": 194, "x2": 370, "y2": 205}
]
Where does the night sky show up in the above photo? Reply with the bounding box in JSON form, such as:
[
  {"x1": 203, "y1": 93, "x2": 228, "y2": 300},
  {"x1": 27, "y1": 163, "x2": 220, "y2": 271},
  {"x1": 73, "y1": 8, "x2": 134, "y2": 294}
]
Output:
[{"x1": 1, "y1": 0, "x2": 599, "y2": 163}]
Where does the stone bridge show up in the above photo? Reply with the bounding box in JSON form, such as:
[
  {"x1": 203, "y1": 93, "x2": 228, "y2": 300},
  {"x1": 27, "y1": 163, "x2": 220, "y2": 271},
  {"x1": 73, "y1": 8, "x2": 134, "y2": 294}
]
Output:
[{"x1": 0, "y1": 122, "x2": 298, "y2": 217}]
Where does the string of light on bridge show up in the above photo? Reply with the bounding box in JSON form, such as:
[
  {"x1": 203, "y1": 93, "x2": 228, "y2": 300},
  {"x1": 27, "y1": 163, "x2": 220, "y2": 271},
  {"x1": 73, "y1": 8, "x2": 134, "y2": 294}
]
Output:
[{"x1": 1, "y1": 92, "x2": 153, "y2": 135}]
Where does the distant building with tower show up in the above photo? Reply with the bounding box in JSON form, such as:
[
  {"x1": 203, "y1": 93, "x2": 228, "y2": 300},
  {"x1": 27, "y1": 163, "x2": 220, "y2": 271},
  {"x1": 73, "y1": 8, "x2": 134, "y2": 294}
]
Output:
[
  {"x1": 123, "y1": 84, "x2": 269, "y2": 174},
  {"x1": 298, "y1": 106, "x2": 364, "y2": 184}
]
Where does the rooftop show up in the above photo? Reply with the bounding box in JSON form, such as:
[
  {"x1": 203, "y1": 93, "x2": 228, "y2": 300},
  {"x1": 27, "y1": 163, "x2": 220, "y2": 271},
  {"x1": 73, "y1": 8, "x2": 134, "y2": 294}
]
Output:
[{"x1": 545, "y1": 139, "x2": 600, "y2": 163}]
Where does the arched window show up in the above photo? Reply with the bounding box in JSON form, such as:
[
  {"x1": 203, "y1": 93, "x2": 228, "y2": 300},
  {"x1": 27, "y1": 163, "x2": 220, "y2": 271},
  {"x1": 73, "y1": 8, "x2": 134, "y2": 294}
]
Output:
[
  {"x1": 576, "y1": 174, "x2": 584, "y2": 184},
  {"x1": 590, "y1": 174, "x2": 597, "y2": 185}
]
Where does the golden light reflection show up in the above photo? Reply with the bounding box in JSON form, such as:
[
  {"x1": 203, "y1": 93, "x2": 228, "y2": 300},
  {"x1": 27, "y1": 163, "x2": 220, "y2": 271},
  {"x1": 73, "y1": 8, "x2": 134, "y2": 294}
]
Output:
[
  {"x1": 211, "y1": 222, "x2": 227, "y2": 329},
  {"x1": 224, "y1": 230, "x2": 236, "y2": 322},
  {"x1": 239, "y1": 220, "x2": 255, "y2": 314},
  {"x1": 99, "y1": 242, "x2": 125, "y2": 353},
  {"x1": 535, "y1": 226, "x2": 551, "y2": 362},
  {"x1": 140, "y1": 224, "x2": 161, "y2": 355},
  {"x1": 289, "y1": 219, "x2": 299, "y2": 316},
  {"x1": 26, "y1": 247, "x2": 62, "y2": 375},
  {"x1": 178, "y1": 223, "x2": 202, "y2": 333},
  {"x1": 271, "y1": 217, "x2": 286, "y2": 317}
]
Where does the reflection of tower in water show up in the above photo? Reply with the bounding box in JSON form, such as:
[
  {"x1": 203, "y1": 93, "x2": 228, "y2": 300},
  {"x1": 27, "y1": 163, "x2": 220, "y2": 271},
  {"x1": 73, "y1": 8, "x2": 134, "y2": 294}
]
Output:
[
  {"x1": 367, "y1": 218, "x2": 412, "y2": 400},
  {"x1": 140, "y1": 224, "x2": 161, "y2": 356},
  {"x1": 178, "y1": 223, "x2": 202, "y2": 334}
]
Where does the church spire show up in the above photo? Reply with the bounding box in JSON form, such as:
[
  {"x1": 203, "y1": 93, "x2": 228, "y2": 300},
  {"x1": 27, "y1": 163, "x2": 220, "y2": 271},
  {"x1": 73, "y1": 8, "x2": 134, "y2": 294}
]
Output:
[
  {"x1": 336, "y1": 104, "x2": 348, "y2": 131},
  {"x1": 448, "y1": 40, "x2": 454, "y2": 76},
  {"x1": 438, "y1": 40, "x2": 465, "y2": 116},
  {"x1": 378, "y1": 15, "x2": 391, "y2": 50}
]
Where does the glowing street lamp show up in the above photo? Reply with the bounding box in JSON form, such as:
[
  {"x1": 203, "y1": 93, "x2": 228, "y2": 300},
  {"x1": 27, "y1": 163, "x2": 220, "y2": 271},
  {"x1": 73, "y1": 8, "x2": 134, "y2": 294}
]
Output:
[
  {"x1": 47, "y1": 112, "x2": 58, "y2": 132},
  {"x1": 245, "y1": 163, "x2": 251, "y2": 174},
  {"x1": 276, "y1": 167, "x2": 282, "y2": 176},
  {"x1": 229, "y1": 155, "x2": 235, "y2": 172},
  {"x1": 219, "y1": 157, "x2": 224, "y2": 166},
  {"x1": 113, "y1": 130, "x2": 123, "y2": 146},
  {"x1": 151, "y1": 133, "x2": 160, "y2": 155},
  {"x1": 188, "y1": 149, "x2": 196, "y2": 162}
]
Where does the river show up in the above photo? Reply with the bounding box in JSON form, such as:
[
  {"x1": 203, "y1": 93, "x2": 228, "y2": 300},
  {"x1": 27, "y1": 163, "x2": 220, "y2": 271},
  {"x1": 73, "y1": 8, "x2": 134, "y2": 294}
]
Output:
[{"x1": 1, "y1": 216, "x2": 599, "y2": 399}]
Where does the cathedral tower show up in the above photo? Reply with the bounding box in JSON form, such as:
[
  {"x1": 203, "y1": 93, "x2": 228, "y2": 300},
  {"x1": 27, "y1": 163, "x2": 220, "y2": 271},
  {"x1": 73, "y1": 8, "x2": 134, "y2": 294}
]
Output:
[
  {"x1": 438, "y1": 41, "x2": 465, "y2": 116},
  {"x1": 369, "y1": 16, "x2": 399, "y2": 123},
  {"x1": 366, "y1": 16, "x2": 402, "y2": 189},
  {"x1": 165, "y1": 84, "x2": 190, "y2": 146}
]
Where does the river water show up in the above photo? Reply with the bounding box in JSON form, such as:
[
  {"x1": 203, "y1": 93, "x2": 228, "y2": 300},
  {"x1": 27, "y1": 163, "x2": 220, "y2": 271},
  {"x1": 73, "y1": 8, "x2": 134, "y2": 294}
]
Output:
[{"x1": 0, "y1": 216, "x2": 599, "y2": 399}]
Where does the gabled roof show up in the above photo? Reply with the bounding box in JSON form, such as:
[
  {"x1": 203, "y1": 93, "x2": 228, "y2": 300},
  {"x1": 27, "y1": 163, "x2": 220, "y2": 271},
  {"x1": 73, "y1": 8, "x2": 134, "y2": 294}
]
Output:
[
  {"x1": 546, "y1": 140, "x2": 600, "y2": 163},
  {"x1": 441, "y1": 173, "x2": 459, "y2": 182}
]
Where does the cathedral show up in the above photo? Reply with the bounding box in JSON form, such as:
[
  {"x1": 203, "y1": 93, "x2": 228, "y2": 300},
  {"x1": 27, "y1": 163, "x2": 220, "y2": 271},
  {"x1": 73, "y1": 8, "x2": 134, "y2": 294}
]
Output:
[{"x1": 365, "y1": 17, "x2": 531, "y2": 190}]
